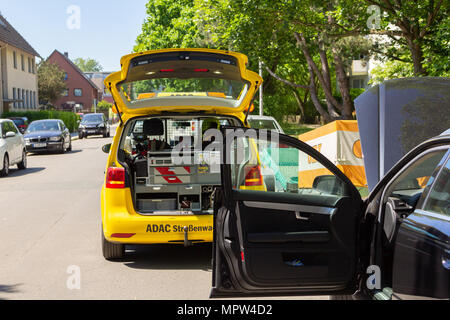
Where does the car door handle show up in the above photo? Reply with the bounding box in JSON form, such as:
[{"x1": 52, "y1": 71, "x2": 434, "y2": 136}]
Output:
[{"x1": 295, "y1": 211, "x2": 311, "y2": 221}]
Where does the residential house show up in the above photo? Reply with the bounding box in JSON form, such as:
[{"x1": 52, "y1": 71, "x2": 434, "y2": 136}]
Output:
[
  {"x1": 84, "y1": 71, "x2": 114, "y2": 104},
  {"x1": 47, "y1": 50, "x2": 101, "y2": 113},
  {"x1": 0, "y1": 14, "x2": 40, "y2": 114}
]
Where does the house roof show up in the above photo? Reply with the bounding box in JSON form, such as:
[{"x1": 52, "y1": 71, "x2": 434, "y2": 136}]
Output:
[
  {"x1": 0, "y1": 14, "x2": 40, "y2": 57},
  {"x1": 49, "y1": 50, "x2": 100, "y2": 91}
]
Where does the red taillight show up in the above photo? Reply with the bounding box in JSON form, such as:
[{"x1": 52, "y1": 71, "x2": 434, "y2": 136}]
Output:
[
  {"x1": 111, "y1": 233, "x2": 135, "y2": 238},
  {"x1": 106, "y1": 167, "x2": 125, "y2": 189},
  {"x1": 160, "y1": 69, "x2": 174, "y2": 72},
  {"x1": 194, "y1": 69, "x2": 209, "y2": 72},
  {"x1": 244, "y1": 165, "x2": 263, "y2": 187},
  {"x1": 19, "y1": 125, "x2": 27, "y2": 128}
]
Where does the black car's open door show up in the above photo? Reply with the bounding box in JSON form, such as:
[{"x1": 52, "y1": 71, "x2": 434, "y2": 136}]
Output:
[{"x1": 211, "y1": 128, "x2": 364, "y2": 298}]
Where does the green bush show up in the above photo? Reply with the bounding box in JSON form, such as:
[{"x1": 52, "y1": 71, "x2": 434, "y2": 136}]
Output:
[{"x1": 1, "y1": 110, "x2": 80, "y2": 132}]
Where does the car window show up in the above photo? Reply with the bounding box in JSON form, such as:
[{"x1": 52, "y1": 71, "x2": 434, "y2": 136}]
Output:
[
  {"x1": 3, "y1": 121, "x2": 17, "y2": 134},
  {"x1": 229, "y1": 133, "x2": 349, "y2": 196},
  {"x1": 248, "y1": 119, "x2": 278, "y2": 131},
  {"x1": 383, "y1": 149, "x2": 448, "y2": 207},
  {"x1": 422, "y1": 156, "x2": 450, "y2": 216}
]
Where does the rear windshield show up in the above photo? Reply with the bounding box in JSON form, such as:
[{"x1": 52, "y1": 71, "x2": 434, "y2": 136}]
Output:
[{"x1": 119, "y1": 78, "x2": 247, "y2": 104}]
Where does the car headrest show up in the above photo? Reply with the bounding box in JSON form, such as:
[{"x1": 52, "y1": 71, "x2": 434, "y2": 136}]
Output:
[{"x1": 143, "y1": 119, "x2": 164, "y2": 136}]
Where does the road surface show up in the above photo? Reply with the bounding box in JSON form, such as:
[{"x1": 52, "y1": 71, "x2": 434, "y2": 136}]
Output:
[{"x1": 0, "y1": 131, "x2": 327, "y2": 300}]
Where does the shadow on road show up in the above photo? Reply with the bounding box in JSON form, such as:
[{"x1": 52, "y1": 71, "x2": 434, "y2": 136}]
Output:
[
  {"x1": 121, "y1": 244, "x2": 212, "y2": 271},
  {"x1": 5, "y1": 167, "x2": 45, "y2": 178},
  {"x1": 0, "y1": 284, "x2": 21, "y2": 300},
  {"x1": 28, "y1": 150, "x2": 83, "y2": 156}
]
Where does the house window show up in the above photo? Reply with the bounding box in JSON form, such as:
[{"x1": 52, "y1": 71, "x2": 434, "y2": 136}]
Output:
[
  {"x1": 21, "y1": 54, "x2": 24, "y2": 71},
  {"x1": 62, "y1": 89, "x2": 69, "y2": 97},
  {"x1": 13, "y1": 51, "x2": 17, "y2": 69},
  {"x1": 33, "y1": 92, "x2": 36, "y2": 108},
  {"x1": 74, "y1": 89, "x2": 82, "y2": 97},
  {"x1": 26, "y1": 90, "x2": 29, "y2": 108},
  {"x1": 64, "y1": 73, "x2": 68, "y2": 81},
  {"x1": 22, "y1": 89, "x2": 25, "y2": 108},
  {"x1": 17, "y1": 89, "x2": 21, "y2": 108},
  {"x1": 32, "y1": 60, "x2": 35, "y2": 74},
  {"x1": 13, "y1": 88, "x2": 16, "y2": 108},
  {"x1": 28, "y1": 58, "x2": 31, "y2": 73}
]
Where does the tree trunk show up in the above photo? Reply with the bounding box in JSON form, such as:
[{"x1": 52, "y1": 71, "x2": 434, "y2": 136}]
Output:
[
  {"x1": 318, "y1": 44, "x2": 340, "y2": 118},
  {"x1": 294, "y1": 32, "x2": 343, "y2": 113},
  {"x1": 292, "y1": 89, "x2": 305, "y2": 119},
  {"x1": 332, "y1": 49, "x2": 353, "y2": 120},
  {"x1": 406, "y1": 37, "x2": 427, "y2": 76},
  {"x1": 307, "y1": 66, "x2": 333, "y2": 123}
]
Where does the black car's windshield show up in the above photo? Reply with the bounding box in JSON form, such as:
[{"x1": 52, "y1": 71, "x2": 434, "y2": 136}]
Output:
[
  {"x1": 82, "y1": 114, "x2": 103, "y2": 123},
  {"x1": 27, "y1": 121, "x2": 59, "y2": 132}
]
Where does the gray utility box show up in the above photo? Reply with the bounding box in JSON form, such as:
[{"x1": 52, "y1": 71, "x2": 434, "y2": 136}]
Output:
[{"x1": 134, "y1": 150, "x2": 221, "y2": 213}]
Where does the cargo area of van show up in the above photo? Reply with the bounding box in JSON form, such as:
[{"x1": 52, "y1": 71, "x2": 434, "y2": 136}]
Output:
[{"x1": 117, "y1": 115, "x2": 240, "y2": 215}]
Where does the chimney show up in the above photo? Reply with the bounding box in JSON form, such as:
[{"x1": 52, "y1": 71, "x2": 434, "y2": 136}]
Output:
[{"x1": 64, "y1": 52, "x2": 69, "y2": 58}]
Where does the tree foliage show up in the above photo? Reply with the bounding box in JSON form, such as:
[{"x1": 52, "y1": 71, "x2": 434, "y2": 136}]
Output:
[
  {"x1": 37, "y1": 60, "x2": 67, "y2": 105},
  {"x1": 73, "y1": 57, "x2": 103, "y2": 72},
  {"x1": 134, "y1": 0, "x2": 449, "y2": 123}
]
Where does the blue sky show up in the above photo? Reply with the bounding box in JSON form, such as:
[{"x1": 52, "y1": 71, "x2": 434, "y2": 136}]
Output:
[{"x1": 0, "y1": 0, "x2": 149, "y2": 71}]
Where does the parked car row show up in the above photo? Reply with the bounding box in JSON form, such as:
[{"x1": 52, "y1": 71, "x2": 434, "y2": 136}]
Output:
[{"x1": 0, "y1": 113, "x2": 112, "y2": 177}]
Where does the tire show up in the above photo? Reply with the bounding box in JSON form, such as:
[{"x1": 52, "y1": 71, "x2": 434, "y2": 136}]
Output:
[
  {"x1": 1, "y1": 154, "x2": 9, "y2": 177},
  {"x1": 59, "y1": 143, "x2": 66, "y2": 154},
  {"x1": 102, "y1": 229, "x2": 124, "y2": 260},
  {"x1": 67, "y1": 141, "x2": 72, "y2": 152},
  {"x1": 17, "y1": 150, "x2": 27, "y2": 170},
  {"x1": 78, "y1": 133, "x2": 84, "y2": 140}
]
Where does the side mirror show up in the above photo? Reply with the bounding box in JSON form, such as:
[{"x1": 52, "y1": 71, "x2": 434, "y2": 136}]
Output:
[
  {"x1": 102, "y1": 143, "x2": 112, "y2": 154},
  {"x1": 5, "y1": 131, "x2": 16, "y2": 138},
  {"x1": 312, "y1": 175, "x2": 346, "y2": 196}
]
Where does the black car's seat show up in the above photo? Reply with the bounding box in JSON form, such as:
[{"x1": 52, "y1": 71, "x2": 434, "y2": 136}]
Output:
[{"x1": 143, "y1": 119, "x2": 170, "y2": 151}]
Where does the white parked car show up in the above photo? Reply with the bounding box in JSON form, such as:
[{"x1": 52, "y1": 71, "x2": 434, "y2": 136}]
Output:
[
  {"x1": 0, "y1": 119, "x2": 27, "y2": 177},
  {"x1": 247, "y1": 115, "x2": 284, "y2": 133}
]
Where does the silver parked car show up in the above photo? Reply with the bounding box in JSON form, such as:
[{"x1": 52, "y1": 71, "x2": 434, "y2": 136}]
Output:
[{"x1": 0, "y1": 119, "x2": 27, "y2": 176}]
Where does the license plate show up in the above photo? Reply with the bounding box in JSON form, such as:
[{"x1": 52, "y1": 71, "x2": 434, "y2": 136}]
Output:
[
  {"x1": 88, "y1": 130, "x2": 96, "y2": 134},
  {"x1": 33, "y1": 143, "x2": 47, "y2": 148}
]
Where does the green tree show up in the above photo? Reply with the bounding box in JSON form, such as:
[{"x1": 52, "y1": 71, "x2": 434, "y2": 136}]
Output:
[
  {"x1": 73, "y1": 57, "x2": 103, "y2": 72},
  {"x1": 134, "y1": 0, "x2": 207, "y2": 51},
  {"x1": 365, "y1": 0, "x2": 449, "y2": 76},
  {"x1": 37, "y1": 61, "x2": 67, "y2": 106}
]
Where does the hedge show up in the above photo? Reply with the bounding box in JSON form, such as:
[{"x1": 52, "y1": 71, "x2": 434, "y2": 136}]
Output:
[{"x1": 1, "y1": 111, "x2": 80, "y2": 132}]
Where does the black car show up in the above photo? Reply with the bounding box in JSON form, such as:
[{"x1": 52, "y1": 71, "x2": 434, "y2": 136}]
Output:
[
  {"x1": 8, "y1": 117, "x2": 28, "y2": 134},
  {"x1": 78, "y1": 113, "x2": 110, "y2": 139},
  {"x1": 210, "y1": 128, "x2": 449, "y2": 300},
  {"x1": 24, "y1": 119, "x2": 72, "y2": 153}
]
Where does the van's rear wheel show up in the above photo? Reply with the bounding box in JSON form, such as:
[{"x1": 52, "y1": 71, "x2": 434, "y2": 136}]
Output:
[{"x1": 102, "y1": 229, "x2": 124, "y2": 260}]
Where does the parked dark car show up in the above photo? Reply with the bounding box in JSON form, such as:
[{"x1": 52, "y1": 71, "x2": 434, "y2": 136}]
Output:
[
  {"x1": 210, "y1": 128, "x2": 449, "y2": 300},
  {"x1": 24, "y1": 120, "x2": 72, "y2": 153},
  {"x1": 78, "y1": 113, "x2": 110, "y2": 139},
  {"x1": 8, "y1": 117, "x2": 29, "y2": 134}
]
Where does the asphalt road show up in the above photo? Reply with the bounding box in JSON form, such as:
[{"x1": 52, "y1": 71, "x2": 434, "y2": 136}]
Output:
[{"x1": 0, "y1": 130, "x2": 327, "y2": 300}]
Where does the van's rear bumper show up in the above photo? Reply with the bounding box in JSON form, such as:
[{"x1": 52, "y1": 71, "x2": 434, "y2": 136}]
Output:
[{"x1": 101, "y1": 188, "x2": 213, "y2": 244}]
